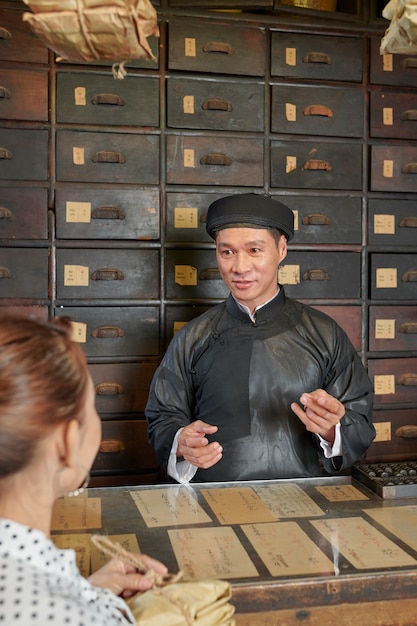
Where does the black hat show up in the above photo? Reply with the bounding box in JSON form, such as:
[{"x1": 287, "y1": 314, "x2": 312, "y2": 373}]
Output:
[{"x1": 206, "y1": 193, "x2": 294, "y2": 241}]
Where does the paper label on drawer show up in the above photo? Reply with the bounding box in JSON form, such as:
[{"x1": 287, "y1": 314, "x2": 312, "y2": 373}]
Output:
[
  {"x1": 183, "y1": 148, "x2": 195, "y2": 168},
  {"x1": 382, "y1": 53, "x2": 393, "y2": 72},
  {"x1": 64, "y1": 265, "x2": 89, "y2": 286},
  {"x1": 375, "y1": 318, "x2": 395, "y2": 339},
  {"x1": 293, "y1": 209, "x2": 299, "y2": 231},
  {"x1": 173, "y1": 321, "x2": 188, "y2": 334},
  {"x1": 70, "y1": 321, "x2": 87, "y2": 343},
  {"x1": 74, "y1": 86, "x2": 86, "y2": 106},
  {"x1": 383, "y1": 107, "x2": 393, "y2": 125},
  {"x1": 73, "y1": 146, "x2": 85, "y2": 165},
  {"x1": 376, "y1": 267, "x2": 397, "y2": 289},
  {"x1": 66, "y1": 201, "x2": 91, "y2": 223},
  {"x1": 374, "y1": 213, "x2": 395, "y2": 234},
  {"x1": 373, "y1": 421, "x2": 392, "y2": 442},
  {"x1": 175, "y1": 265, "x2": 197, "y2": 286},
  {"x1": 286, "y1": 155, "x2": 297, "y2": 173},
  {"x1": 183, "y1": 95, "x2": 195, "y2": 114},
  {"x1": 285, "y1": 102, "x2": 296, "y2": 121},
  {"x1": 185, "y1": 37, "x2": 196, "y2": 57},
  {"x1": 374, "y1": 374, "x2": 395, "y2": 395},
  {"x1": 285, "y1": 47, "x2": 296, "y2": 66},
  {"x1": 174, "y1": 207, "x2": 198, "y2": 228},
  {"x1": 383, "y1": 159, "x2": 394, "y2": 178},
  {"x1": 278, "y1": 264, "x2": 300, "y2": 285}
]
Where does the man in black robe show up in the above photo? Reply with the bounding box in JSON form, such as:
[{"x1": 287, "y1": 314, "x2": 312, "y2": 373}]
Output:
[{"x1": 145, "y1": 193, "x2": 375, "y2": 482}]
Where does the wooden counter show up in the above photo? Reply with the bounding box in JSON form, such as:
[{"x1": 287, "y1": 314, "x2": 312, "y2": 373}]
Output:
[{"x1": 50, "y1": 476, "x2": 417, "y2": 625}]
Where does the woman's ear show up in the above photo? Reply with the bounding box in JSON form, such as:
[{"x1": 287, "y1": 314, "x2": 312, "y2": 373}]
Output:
[{"x1": 57, "y1": 419, "x2": 81, "y2": 467}]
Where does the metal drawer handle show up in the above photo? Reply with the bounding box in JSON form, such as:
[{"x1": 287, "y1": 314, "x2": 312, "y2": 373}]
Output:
[
  {"x1": 92, "y1": 150, "x2": 126, "y2": 164},
  {"x1": 400, "y1": 58, "x2": 417, "y2": 69},
  {"x1": 92, "y1": 207, "x2": 125, "y2": 220},
  {"x1": 303, "y1": 269, "x2": 329, "y2": 281},
  {"x1": 0, "y1": 86, "x2": 11, "y2": 100},
  {"x1": 96, "y1": 382, "x2": 124, "y2": 396},
  {"x1": 303, "y1": 105, "x2": 333, "y2": 118},
  {"x1": 0, "y1": 27, "x2": 12, "y2": 40},
  {"x1": 399, "y1": 217, "x2": 417, "y2": 228},
  {"x1": 302, "y1": 213, "x2": 331, "y2": 226},
  {"x1": 402, "y1": 269, "x2": 417, "y2": 282},
  {"x1": 302, "y1": 52, "x2": 331, "y2": 64},
  {"x1": 199, "y1": 267, "x2": 222, "y2": 280},
  {"x1": 99, "y1": 439, "x2": 126, "y2": 453},
  {"x1": 0, "y1": 147, "x2": 12, "y2": 160},
  {"x1": 92, "y1": 325, "x2": 125, "y2": 339},
  {"x1": 91, "y1": 93, "x2": 125, "y2": 106},
  {"x1": 302, "y1": 159, "x2": 332, "y2": 172},
  {"x1": 202, "y1": 41, "x2": 234, "y2": 56},
  {"x1": 200, "y1": 153, "x2": 232, "y2": 166},
  {"x1": 399, "y1": 322, "x2": 417, "y2": 334},
  {"x1": 0, "y1": 266, "x2": 11, "y2": 279},
  {"x1": 398, "y1": 373, "x2": 417, "y2": 386},
  {"x1": 91, "y1": 268, "x2": 124, "y2": 281},
  {"x1": 202, "y1": 98, "x2": 232, "y2": 112},
  {"x1": 200, "y1": 212, "x2": 207, "y2": 224},
  {"x1": 396, "y1": 425, "x2": 417, "y2": 438},
  {"x1": 401, "y1": 109, "x2": 417, "y2": 121},
  {"x1": 0, "y1": 207, "x2": 12, "y2": 219},
  {"x1": 401, "y1": 162, "x2": 417, "y2": 174}
]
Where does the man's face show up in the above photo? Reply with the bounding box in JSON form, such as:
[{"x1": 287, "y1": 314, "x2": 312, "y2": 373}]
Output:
[{"x1": 215, "y1": 227, "x2": 288, "y2": 313}]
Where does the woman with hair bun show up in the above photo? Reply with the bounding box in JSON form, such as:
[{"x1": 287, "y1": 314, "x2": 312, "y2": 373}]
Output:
[{"x1": 0, "y1": 314, "x2": 167, "y2": 625}]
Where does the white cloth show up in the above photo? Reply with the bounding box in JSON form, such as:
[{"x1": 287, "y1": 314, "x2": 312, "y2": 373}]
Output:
[{"x1": 0, "y1": 518, "x2": 134, "y2": 625}]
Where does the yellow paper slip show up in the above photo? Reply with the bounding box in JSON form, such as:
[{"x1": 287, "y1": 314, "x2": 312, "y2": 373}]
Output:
[
  {"x1": 311, "y1": 517, "x2": 417, "y2": 569},
  {"x1": 169, "y1": 526, "x2": 259, "y2": 580},
  {"x1": 129, "y1": 486, "x2": 212, "y2": 528},
  {"x1": 254, "y1": 483, "x2": 325, "y2": 517},
  {"x1": 365, "y1": 505, "x2": 417, "y2": 553},
  {"x1": 91, "y1": 533, "x2": 140, "y2": 572},
  {"x1": 242, "y1": 521, "x2": 334, "y2": 577},
  {"x1": 315, "y1": 484, "x2": 369, "y2": 502},
  {"x1": 201, "y1": 487, "x2": 277, "y2": 525},
  {"x1": 51, "y1": 497, "x2": 101, "y2": 531},
  {"x1": 52, "y1": 534, "x2": 91, "y2": 577}
]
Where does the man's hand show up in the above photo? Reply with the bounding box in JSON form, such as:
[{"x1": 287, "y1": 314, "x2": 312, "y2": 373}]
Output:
[
  {"x1": 291, "y1": 389, "x2": 345, "y2": 445},
  {"x1": 177, "y1": 420, "x2": 223, "y2": 469}
]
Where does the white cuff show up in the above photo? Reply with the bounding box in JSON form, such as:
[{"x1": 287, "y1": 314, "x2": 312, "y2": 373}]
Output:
[
  {"x1": 318, "y1": 422, "x2": 342, "y2": 458},
  {"x1": 167, "y1": 428, "x2": 198, "y2": 484}
]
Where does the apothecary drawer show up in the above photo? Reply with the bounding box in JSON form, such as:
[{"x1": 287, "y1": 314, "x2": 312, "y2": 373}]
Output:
[
  {"x1": 370, "y1": 36, "x2": 417, "y2": 87},
  {"x1": 364, "y1": 408, "x2": 417, "y2": 463},
  {"x1": 55, "y1": 306, "x2": 160, "y2": 357},
  {"x1": 56, "y1": 130, "x2": 159, "y2": 184},
  {"x1": 271, "y1": 32, "x2": 363, "y2": 82},
  {"x1": 92, "y1": 419, "x2": 159, "y2": 475},
  {"x1": 370, "y1": 145, "x2": 417, "y2": 193},
  {"x1": 166, "y1": 191, "x2": 224, "y2": 243},
  {"x1": 55, "y1": 187, "x2": 159, "y2": 240},
  {"x1": 271, "y1": 140, "x2": 362, "y2": 190},
  {"x1": 89, "y1": 361, "x2": 157, "y2": 414},
  {"x1": 370, "y1": 90, "x2": 417, "y2": 139},
  {"x1": 168, "y1": 19, "x2": 266, "y2": 76},
  {"x1": 0, "y1": 129, "x2": 48, "y2": 181},
  {"x1": 368, "y1": 357, "x2": 417, "y2": 406},
  {"x1": 271, "y1": 84, "x2": 363, "y2": 137},
  {"x1": 55, "y1": 249, "x2": 159, "y2": 300},
  {"x1": 0, "y1": 9, "x2": 48, "y2": 63},
  {"x1": 369, "y1": 306, "x2": 417, "y2": 352},
  {"x1": 280, "y1": 195, "x2": 362, "y2": 244},
  {"x1": 0, "y1": 68, "x2": 48, "y2": 121},
  {"x1": 0, "y1": 187, "x2": 48, "y2": 239},
  {"x1": 368, "y1": 199, "x2": 417, "y2": 246},
  {"x1": 166, "y1": 76, "x2": 265, "y2": 132},
  {"x1": 56, "y1": 73, "x2": 159, "y2": 127},
  {"x1": 166, "y1": 135, "x2": 264, "y2": 186},
  {"x1": 370, "y1": 253, "x2": 417, "y2": 301},
  {"x1": 279, "y1": 251, "x2": 361, "y2": 299},
  {"x1": 0, "y1": 248, "x2": 49, "y2": 298},
  {"x1": 166, "y1": 249, "x2": 228, "y2": 300}
]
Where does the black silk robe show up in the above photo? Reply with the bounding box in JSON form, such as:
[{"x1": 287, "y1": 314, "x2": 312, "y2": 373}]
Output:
[{"x1": 145, "y1": 289, "x2": 375, "y2": 482}]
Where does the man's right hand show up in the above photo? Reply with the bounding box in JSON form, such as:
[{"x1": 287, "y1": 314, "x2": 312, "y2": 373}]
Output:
[{"x1": 177, "y1": 420, "x2": 223, "y2": 469}]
